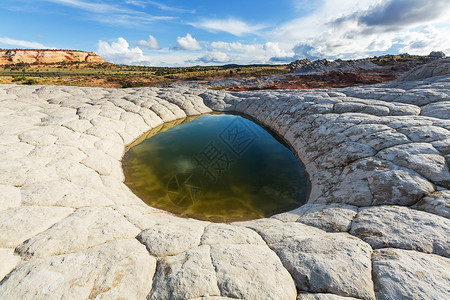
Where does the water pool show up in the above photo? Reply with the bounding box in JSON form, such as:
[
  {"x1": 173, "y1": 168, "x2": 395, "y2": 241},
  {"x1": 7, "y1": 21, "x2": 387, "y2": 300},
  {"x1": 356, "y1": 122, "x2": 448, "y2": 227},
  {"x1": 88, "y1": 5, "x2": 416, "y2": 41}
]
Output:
[{"x1": 122, "y1": 113, "x2": 308, "y2": 222}]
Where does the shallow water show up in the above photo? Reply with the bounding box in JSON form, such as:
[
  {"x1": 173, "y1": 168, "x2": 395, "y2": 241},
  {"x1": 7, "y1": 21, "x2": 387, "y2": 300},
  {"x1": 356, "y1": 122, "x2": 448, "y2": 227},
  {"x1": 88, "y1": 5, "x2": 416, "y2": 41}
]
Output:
[{"x1": 122, "y1": 113, "x2": 308, "y2": 222}]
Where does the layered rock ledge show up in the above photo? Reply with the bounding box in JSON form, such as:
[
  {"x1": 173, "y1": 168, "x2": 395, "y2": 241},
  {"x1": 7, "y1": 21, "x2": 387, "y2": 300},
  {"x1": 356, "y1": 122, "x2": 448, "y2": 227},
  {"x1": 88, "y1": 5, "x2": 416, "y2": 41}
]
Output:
[
  {"x1": 0, "y1": 49, "x2": 104, "y2": 65},
  {"x1": 0, "y1": 60, "x2": 449, "y2": 299}
]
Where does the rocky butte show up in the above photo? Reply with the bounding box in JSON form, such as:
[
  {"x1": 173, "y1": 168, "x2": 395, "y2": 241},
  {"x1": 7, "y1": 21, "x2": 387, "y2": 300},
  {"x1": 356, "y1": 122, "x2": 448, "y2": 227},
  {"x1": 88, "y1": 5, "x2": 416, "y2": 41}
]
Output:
[{"x1": 0, "y1": 49, "x2": 104, "y2": 65}]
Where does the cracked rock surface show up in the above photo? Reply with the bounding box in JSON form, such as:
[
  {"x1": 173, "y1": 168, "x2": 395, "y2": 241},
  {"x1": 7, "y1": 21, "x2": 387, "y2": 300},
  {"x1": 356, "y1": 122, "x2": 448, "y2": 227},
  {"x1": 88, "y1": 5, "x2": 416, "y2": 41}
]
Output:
[{"x1": 0, "y1": 60, "x2": 449, "y2": 299}]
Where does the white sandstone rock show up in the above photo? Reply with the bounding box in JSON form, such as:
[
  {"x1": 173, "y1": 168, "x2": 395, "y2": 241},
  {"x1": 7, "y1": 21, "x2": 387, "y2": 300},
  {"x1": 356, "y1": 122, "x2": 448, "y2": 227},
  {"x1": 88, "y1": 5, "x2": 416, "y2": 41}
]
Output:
[
  {"x1": 0, "y1": 142, "x2": 35, "y2": 160},
  {"x1": 351, "y1": 206, "x2": 450, "y2": 257},
  {"x1": 244, "y1": 221, "x2": 375, "y2": 299},
  {"x1": 0, "y1": 67, "x2": 449, "y2": 299},
  {"x1": 372, "y1": 248, "x2": 450, "y2": 300},
  {"x1": 149, "y1": 245, "x2": 221, "y2": 299},
  {"x1": 0, "y1": 239, "x2": 156, "y2": 300},
  {"x1": 412, "y1": 190, "x2": 450, "y2": 218},
  {"x1": 137, "y1": 221, "x2": 205, "y2": 256},
  {"x1": 15, "y1": 207, "x2": 140, "y2": 259},
  {"x1": 421, "y1": 101, "x2": 450, "y2": 119},
  {"x1": 0, "y1": 184, "x2": 21, "y2": 212},
  {"x1": 0, "y1": 206, "x2": 74, "y2": 248},
  {"x1": 273, "y1": 203, "x2": 358, "y2": 232},
  {"x1": 297, "y1": 293, "x2": 360, "y2": 300},
  {"x1": 0, "y1": 248, "x2": 21, "y2": 281},
  {"x1": 210, "y1": 244, "x2": 297, "y2": 300},
  {"x1": 200, "y1": 223, "x2": 265, "y2": 245}
]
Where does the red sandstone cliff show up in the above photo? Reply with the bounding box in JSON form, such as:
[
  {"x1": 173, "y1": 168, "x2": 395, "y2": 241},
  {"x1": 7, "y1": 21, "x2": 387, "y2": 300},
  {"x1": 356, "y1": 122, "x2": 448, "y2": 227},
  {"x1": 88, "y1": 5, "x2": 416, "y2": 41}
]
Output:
[{"x1": 0, "y1": 49, "x2": 105, "y2": 65}]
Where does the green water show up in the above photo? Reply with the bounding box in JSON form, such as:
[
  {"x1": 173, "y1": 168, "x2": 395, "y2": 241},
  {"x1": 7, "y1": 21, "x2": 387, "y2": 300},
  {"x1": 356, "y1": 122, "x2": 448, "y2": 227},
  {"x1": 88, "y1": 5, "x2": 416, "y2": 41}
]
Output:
[{"x1": 122, "y1": 113, "x2": 308, "y2": 222}]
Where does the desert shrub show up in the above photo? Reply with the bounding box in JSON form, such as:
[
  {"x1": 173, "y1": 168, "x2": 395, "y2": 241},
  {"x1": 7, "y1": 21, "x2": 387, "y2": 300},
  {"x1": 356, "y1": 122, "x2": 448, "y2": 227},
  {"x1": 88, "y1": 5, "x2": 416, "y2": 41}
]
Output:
[
  {"x1": 12, "y1": 76, "x2": 27, "y2": 82},
  {"x1": 209, "y1": 86, "x2": 228, "y2": 90},
  {"x1": 23, "y1": 79, "x2": 37, "y2": 85},
  {"x1": 121, "y1": 82, "x2": 133, "y2": 88}
]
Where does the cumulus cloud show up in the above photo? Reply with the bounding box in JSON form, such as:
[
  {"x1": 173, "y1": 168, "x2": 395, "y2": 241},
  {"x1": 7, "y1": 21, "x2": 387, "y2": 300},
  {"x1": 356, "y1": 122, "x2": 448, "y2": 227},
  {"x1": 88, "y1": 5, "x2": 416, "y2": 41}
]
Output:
[
  {"x1": 197, "y1": 51, "x2": 230, "y2": 63},
  {"x1": 136, "y1": 35, "x2": 160, "y2": 49},
  {"x1": 357, "y1": 0, "x2": 449, "y2": 29},
  {"x1": 201, "y1": 40, "x2": 294, "y2": 65},
  {"x1": 176, "y1": 34, "x2": 202, "y2": 51},
  {"x1": 191, "y1": 18, "x2": 265, "y2": 36},
  {"x1": 97, "y1": 37, "x2": 152, "y2": 65},
  {"x1": 209, "y1": 41, "x2": 293, "y2": 61},
  {"x1": 263, "y1": 42, "x2": 292, "y2": 57},
  {"x1": 397, "y1": 25, "x2": 450, "y2": 55},
  {"x1": 271, "y1": 0, "x2": 450, "y2": 60},
  {"x1": 210, "y1": 41, "x2": 259, "y2": 52},
  {"x1": 0, "y1": 37, "x2": 51, "y2": 49}
]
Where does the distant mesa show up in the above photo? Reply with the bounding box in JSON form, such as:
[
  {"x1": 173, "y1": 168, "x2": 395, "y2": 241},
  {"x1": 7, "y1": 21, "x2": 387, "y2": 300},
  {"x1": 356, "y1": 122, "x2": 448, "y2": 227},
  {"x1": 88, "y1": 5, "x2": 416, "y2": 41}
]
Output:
[
  {"x1": 0, "y1": 49, "x2": 105, "y2": 65},
  {"x1": 429, "y1": 51, "x2": 446, "y2": 59}
]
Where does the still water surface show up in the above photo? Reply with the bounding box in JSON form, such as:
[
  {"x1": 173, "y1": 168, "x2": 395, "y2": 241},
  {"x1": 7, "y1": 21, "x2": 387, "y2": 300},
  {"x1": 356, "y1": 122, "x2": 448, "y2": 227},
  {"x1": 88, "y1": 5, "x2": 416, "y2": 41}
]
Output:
[{"x1": 122, "y1": 113, "x2": 308, "y2": 222}]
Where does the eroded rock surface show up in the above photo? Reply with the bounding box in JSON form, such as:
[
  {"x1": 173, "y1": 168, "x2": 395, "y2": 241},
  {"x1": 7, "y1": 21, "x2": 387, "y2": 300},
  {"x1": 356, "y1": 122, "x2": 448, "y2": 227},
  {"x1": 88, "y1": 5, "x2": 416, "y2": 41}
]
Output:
[
  {"x1": 372, "y1": 248, "x2": 450, "y2": 300},
  {"x1": 351, "y1": 206, "x2": 450, "y2": 257},
  {"x1": 0, "y1": 49, "x2": 104, "y2": 65},
  {"x1": 0, "y1": 60, "x2": 449, "y2": 298}
]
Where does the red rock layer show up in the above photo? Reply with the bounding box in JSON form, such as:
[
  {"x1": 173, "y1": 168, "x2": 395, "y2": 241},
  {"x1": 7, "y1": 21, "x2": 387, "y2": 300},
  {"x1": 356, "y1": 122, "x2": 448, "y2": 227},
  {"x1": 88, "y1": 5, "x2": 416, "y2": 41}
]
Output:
[
  {"x1": 228, "y1": 70, "x2": 397, "y2": 91},
  {"x1": 0, "y1": 49, "x2": 104, "y2": 65}
]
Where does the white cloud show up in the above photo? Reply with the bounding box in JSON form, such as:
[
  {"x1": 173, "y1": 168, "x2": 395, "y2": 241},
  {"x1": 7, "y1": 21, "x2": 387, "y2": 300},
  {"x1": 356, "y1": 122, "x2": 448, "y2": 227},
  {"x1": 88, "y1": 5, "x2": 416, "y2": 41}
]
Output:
[
  {"x1": 273, "y1": 0, "x2": 376, "y2": 42},
  {"x1": 176, "y1": 34, "x2": 202, "y2": 51},
  {"x1": 126, "y1": 0, "x2": 195, "y2": 13},
  {"x1": 97, "y1": 37, "x2": 292, "y2": 67},
  {"x1": 191, "y1": 18, "x2": 265, "y2": 36},
  {"x1": 263, "y1": 42, "x2": 291, "y2": 57},
  {"x1": 210, "y1": 41, "x2": 259, "y2": 52},
  {"x1": 209, "y1": 41, "x2": 293, "y2": 61},
  {"x1": 45, "y1": 0, "x2": 174, "y2": 28},
  {"x1": 270, "y1": 0, "x2": 450, "y2": 59},
  {"x1": 125, "y1": 0, "x2": 145, "y2": 8},
  {"x1": 0, "y1": 37, "x2": 51, "y2": 49},
  {"x1": 197, "y1": 51, "x2": 230, "y2": 63},
  {"x1": 97, "y1": 37, "x2": 152, "y2": 65},
  {"x1": 397, "y1": 25, "x2": 450, "y2": 55},
  {"x1": 85, "y1": 0, "x2": 450, "y2": 66},
  {"x1": 354, "y1": 0, "x2": 449, "y2": 29},
  {"x1": 46, "y1": 0, "x2": 132, "y2": 14},
  {"x1": 136, "y1": 35, "x2": 161, "y2": 49}
]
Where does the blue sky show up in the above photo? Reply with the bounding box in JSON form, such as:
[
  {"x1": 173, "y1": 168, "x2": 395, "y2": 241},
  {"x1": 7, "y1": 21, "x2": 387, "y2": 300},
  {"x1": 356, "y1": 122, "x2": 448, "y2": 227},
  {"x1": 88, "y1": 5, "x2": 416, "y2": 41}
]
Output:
[{"x1": 1, "y1": 0, "x2": 450, "y2": 66}]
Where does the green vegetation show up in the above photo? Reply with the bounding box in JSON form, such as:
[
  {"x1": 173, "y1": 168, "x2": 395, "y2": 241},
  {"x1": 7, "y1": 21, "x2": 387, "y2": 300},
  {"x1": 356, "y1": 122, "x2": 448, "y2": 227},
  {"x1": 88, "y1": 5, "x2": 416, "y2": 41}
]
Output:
[
  {"x1": 23, "y1": 78, "x2": 38, "y2": 85},
  {"x1": 370, "y1": 54, "x2": 433, "y2": 66},
  {"x1": 11, "y1": 76, "x2": 27, "y2": 82},
  {"x1": 1, "y1": 53, "x2": 432, "y2": 88},
  {"x1": 0, "y1": 61, "x2": 289, "y2": 88},
  {"x1": 208, "y1": 86, "x2": 229, "y2": 90},
  {"x1": 10, "y1": 76, "x2": 37, "y2": 85}
]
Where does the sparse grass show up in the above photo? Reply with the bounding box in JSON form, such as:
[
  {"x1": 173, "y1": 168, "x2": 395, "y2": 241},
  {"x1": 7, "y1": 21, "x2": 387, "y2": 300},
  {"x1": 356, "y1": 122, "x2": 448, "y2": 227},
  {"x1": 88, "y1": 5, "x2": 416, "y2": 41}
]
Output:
[
  {"x1": 370, "y1": 54, "x2": 433, "y2": 66},
  {"x1": 23, "y1": 78, "x2": 38, "y2": 85},
  {"x1": 11, "y1": 76, "x2": 27, "y2": 82},
  {"x1": 0, "y1": 62, "x2": 289, "y2": 88},
  {"x1": 208, "y1": 86, "x2": 229, "y2": 90},
  {"x1": 1, "y1": 54, "x2": 433, "y2": 88}
]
